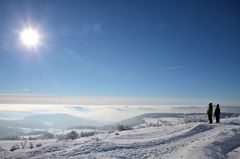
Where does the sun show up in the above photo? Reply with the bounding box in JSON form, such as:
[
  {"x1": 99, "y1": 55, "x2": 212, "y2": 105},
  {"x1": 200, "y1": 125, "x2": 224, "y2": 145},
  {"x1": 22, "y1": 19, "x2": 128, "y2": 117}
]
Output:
[{"x1": 20, "y1": 27, "x2": 40, "y2": 47}]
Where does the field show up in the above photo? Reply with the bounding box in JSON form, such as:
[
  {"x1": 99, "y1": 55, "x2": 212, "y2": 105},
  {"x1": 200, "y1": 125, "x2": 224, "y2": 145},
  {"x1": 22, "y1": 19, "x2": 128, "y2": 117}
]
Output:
[{"x1": 0, "y1": 116, "x2": 240, "y2": 159}]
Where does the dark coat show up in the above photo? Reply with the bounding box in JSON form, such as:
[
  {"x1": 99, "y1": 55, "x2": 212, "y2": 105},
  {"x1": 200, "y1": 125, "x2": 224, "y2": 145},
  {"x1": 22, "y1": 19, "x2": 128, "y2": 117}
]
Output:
[
  {"x1": 207, "y1": 107, "x2": 213, "y2": 115},
  {"x1": 214, "y1": 107, "x2": 220, "y2": 116}
]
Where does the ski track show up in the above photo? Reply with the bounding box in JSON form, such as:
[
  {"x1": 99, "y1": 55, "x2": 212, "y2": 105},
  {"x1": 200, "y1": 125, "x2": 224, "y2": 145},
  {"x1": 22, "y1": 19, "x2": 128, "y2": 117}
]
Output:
[{"x1": 1, "y1": 117, "x2": 240, "y2": 159}]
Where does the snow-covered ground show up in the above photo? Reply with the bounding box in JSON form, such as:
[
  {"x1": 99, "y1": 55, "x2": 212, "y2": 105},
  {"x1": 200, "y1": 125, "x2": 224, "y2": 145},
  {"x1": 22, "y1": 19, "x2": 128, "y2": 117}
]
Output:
[{"x1": 0, "y1": 117, "x2": 240, "y2": 159}]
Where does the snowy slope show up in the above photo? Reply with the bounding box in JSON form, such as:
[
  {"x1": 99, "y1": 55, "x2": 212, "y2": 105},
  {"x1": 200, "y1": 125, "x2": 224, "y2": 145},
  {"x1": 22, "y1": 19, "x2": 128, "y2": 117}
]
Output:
[{"x1": 1, "y1": 117, "x2": 240, "y2": 159}]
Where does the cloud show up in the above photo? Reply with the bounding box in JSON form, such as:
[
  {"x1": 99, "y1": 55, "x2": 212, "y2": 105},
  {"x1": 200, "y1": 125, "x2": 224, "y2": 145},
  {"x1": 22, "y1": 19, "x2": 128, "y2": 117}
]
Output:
[
  {"x1": 0, "y1": 110, "x2": 33, "y2": 120},
  {"x1": 108, "y1": 105, "x2": 129, "y2": 111},
  {"x1": 108, "y1": 105, "x2": 156, "y2": 112},
  {"x1": 0, "y1": 93, "x2": 240, "y2": 106},
  {"x1": 0, "y1": 103, "x2": 66, "y2": 112},
  {"x1": 134, "y1": 106, "x2": 155, "y2": 111},
  {"x1": 67, "y1": 105, "x2": 90, "y2": 112}
]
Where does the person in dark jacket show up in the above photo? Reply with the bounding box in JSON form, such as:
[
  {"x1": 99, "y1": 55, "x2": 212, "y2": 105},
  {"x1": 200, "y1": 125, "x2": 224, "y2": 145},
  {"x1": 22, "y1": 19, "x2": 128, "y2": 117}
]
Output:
[
  {"x1": 214, "y1": 104, "x2": 221, "y2": 123},
  {"x1": 207, "y1": 103, "x2": 213, "y2": 124}
]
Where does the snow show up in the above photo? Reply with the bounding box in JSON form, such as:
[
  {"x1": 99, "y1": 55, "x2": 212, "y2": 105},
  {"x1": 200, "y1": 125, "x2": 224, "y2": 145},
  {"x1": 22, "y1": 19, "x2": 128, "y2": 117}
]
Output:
[
  {"x1": 0, "y1": 117, "x2": 240, "y2": 159},
  {"x1": 227, "y1": 147, "x2": 240, "y2": 159}
]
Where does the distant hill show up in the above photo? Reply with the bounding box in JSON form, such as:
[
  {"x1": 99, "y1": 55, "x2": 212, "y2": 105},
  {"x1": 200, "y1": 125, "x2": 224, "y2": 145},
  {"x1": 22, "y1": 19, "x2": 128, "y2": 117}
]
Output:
[
  {"x1": 15, "y1": 113, "x2": 101, "y2": 128},
  {"x1": 0, "y1": 110, "x2": 33, "y2": 120},
  {"x1": 0, "y1": 113, "x2": 102, "y2": 138},
  {"x1": 0, "y1": 125, "x2": 26, "y2": 138},
  {"x1": 0, "y1": 113, "x2": 101, "y2": 129},
  {"x1": 1, "y1": 112, "x2": 239, "y2": 138},
  {"x1": 99, "y1": 113, "x2": 185, "y2": 130},
  {"x1": 70, "y1": 113, "x2": 185, "y2": 131},
  {"x1": 116, "y1": 113, "x2": 184, "y2": 127}
]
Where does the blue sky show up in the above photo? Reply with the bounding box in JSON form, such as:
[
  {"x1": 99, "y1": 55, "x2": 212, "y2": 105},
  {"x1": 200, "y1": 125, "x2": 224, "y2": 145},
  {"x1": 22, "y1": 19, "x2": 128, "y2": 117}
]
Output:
[{"x1": 0, "y1": 0, "x2": 239, "y2": 105}]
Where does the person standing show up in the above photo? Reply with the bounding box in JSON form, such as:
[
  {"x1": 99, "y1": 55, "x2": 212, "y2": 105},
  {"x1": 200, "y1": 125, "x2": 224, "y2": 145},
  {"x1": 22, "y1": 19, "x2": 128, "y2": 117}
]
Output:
[
  {"x1": 207, "y1": 103, "x2": 213, "y2": 124},
  {"x1": 214, "y1": 104, "x2": 221, "y2": 123}
]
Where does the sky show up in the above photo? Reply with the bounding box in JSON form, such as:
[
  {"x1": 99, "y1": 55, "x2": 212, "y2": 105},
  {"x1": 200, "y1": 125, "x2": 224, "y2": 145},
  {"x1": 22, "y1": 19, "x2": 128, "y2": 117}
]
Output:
[{"x1": 0, "y1": 0, "x2": 240, "y2": 107}]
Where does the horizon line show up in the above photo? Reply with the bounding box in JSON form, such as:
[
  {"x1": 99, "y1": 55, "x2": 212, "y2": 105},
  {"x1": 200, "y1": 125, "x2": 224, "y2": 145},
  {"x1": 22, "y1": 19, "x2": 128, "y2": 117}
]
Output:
[{"x1": 0, "y1": 93, "x2": 239, "y2": 106}]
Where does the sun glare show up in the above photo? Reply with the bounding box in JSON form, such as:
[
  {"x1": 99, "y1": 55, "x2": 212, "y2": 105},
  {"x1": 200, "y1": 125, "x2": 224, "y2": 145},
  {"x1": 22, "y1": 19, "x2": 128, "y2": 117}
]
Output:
[{"x1": 20, "y1": 27, "x2": 40, "y2": 47}]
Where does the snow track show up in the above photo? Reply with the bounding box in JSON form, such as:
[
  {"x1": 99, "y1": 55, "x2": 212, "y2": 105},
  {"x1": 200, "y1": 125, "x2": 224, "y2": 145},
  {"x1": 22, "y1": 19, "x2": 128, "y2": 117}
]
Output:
[{"x1": 1, "y1": 117, "x2": 240, "y2": 159}]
